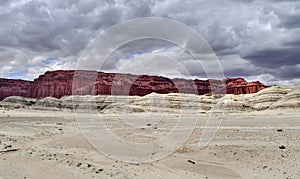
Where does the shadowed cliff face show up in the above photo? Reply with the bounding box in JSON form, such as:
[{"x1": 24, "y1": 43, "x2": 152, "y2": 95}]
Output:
[{"x1": 0, "y1": 70, "x2": 266, "y2": 100}]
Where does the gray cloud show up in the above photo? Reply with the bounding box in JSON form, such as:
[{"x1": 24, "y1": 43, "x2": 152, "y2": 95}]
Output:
[{"x1": 0, "y1": 0, "x2": 299, "y2": 86}]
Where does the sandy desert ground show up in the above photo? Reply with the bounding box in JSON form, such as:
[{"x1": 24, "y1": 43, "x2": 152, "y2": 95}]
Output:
[{"x1": 0, "y1": 86, "x2": 299, "y2": 178}]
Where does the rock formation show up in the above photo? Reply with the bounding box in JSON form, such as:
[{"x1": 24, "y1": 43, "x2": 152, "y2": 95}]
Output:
[
  {"x1": 269, "y1": 85, "x2": 300, "y2": 109},
  {"x1": 0, "y1": 78, "x2": 33, "y2": 101},
  {"x1": 1, "y1": 86, "x2": 299, "y2": 113},
  {"x1": 0, "y1": 70, "x2": 267, "y2": 100}
]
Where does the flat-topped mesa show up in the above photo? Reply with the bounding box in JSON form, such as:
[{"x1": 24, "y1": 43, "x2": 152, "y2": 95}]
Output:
[{"x1": 0, "y1": 70, "x2": 267, "y2": 100}]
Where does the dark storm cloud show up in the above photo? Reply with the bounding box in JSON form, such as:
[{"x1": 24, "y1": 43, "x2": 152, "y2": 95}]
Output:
[
  {"x1": 242, "y1": 47, "x2": 300, "y2": 68},
  {"x1": 0, "y1": 0, "x2": 299, "y2": 85},
  {"x1": 280, "y1": 13, "x2": 300, "y2": 29},
  {"x1": 204, "y1": 23, "x2": 239, "y2": 55}
]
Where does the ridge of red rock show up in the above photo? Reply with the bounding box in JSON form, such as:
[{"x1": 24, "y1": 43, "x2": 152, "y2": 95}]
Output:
[
  {"x1": 0, "y1": 70, "x2": 267, "y2": 100},
  {"x1": 0, "y1": 78, "x2": 33, "y2": 101}
]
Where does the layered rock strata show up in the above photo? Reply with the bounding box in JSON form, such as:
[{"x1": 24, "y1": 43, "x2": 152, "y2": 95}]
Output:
[{"x1": 0, "y1": 70, "x2": 267, "y2": 100}]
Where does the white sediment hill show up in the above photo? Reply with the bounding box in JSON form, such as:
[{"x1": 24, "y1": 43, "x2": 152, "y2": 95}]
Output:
[{"x1": 0, "y1": 85, "x2": 299, "y2": 113}]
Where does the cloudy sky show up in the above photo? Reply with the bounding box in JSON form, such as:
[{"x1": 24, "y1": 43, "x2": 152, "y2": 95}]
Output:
[{"x1": 0, "y1": 0, "x2": 299, "y2": 86}]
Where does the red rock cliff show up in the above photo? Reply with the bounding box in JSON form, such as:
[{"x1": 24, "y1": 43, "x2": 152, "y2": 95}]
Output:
[
  {"x1": 0, "y1": 78, "x2": 33, "y2": 100},
  {"x1": 0, "y1": 70, "x2": 267, "y2": 100},
  {"x1": 225, "y1": 78, "x2": 266, "y2": 94}
]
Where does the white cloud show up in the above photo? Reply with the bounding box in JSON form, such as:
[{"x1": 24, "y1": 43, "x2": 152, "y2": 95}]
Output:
[{"x1": 0, "y1": 0, "x2": 299, "y2": 86}]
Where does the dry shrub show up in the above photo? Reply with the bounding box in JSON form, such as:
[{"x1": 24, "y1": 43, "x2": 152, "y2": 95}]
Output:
[{"x1": 175, "y1": 146, "x2": 193, "y2": 153}]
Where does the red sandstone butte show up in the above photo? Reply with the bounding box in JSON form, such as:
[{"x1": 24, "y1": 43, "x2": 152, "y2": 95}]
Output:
[{"x1": 0, "y1": 70, "x2": 266, "y2": 100}]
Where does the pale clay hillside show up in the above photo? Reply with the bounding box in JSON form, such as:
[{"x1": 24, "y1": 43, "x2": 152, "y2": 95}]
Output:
[{"x1": 0, "y1": 85, "x2": 299, "y2": 113}]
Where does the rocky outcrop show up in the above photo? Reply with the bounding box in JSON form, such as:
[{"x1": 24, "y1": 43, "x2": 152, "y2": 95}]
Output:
[
  {"x1": 30, "y1": 70, "x2": 75, "y2": 99},
  {"x1": 0, "y1": 86, "x2": 298, "y2": 113},
  {"x1": 269, "y1": 85, "x2": 300, "y2": 110},
  {"x1": 0, "y1": 70, "x2": 267, "y2": 100},
  {"x1": 0, "y1": 96, "x2": 37, "y2": 109},
  {"x1": 0, "y1": 78, "x2": 33, "y2": 100},
  {"x1": 245, "y1": 86, "x2": 293, "y2": 110},
  {"x1": 225, "y1": 78, "x2": 266, "y2": 94}
]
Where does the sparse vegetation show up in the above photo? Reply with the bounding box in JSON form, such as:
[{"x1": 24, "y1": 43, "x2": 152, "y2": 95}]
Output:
[{"x1": 175, "y1": 146, "x2": 193, "y2": 153}]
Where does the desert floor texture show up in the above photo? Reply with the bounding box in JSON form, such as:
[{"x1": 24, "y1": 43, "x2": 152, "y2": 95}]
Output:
[{"x1": 0, "y1": 86, "x2": 299, "y2": 178}]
